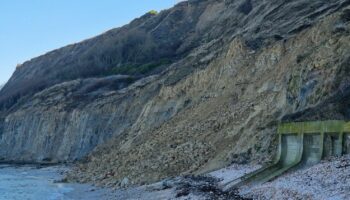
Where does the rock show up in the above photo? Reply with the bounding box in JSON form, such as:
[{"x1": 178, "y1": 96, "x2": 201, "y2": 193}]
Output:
[
  {"x1": 120, "y1": 178, "x2": 130, "y2": 188},
  {"x1": 239, "y1": 155, "x2": 350, "y2": 199}
]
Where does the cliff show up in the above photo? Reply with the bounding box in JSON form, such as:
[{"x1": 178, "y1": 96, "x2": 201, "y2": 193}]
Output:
[{"x1": 0, "y1": 0, "x2": 350, "y2": 188}]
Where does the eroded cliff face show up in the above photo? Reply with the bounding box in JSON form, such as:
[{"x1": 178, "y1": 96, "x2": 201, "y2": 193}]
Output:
[
  {"x1": 0, "y1": 76, "x2": 160, "y2": 162},
  {"x1": 0, "y1": 0, "x2": 349, "y2": 188},
  {"x1": 0, "y1": 0, "x2": 211, "y2": 110},
  {"x1": 68, "y1": 9, "x2": 350, "y2": 186}
]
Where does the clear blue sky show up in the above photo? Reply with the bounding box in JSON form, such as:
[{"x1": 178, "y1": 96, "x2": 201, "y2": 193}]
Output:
[{"x1": 0, "y1": 0, "x2": 179, "y2": 84}]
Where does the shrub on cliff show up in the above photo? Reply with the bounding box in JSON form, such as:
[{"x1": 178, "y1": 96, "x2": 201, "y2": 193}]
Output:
[{"x1": 148, "y1": 10, "x2": 158, "y2": 15}]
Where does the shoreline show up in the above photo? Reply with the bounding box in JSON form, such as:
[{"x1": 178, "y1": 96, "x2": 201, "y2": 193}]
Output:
[
  {"x1": 0, "y1": 164, "x2": 115, "y2": 200},
  {"x1": 0, "y1": 159, "x2": 68, "y2": 166},
  {"x1": 1, "y1": 155, "x2": 348, "y2": 199}
]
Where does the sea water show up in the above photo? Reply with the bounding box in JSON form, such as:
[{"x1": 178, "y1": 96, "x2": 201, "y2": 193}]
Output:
[{"x1": 0, "y1": 165, "x2": 110, "y2": 200}]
